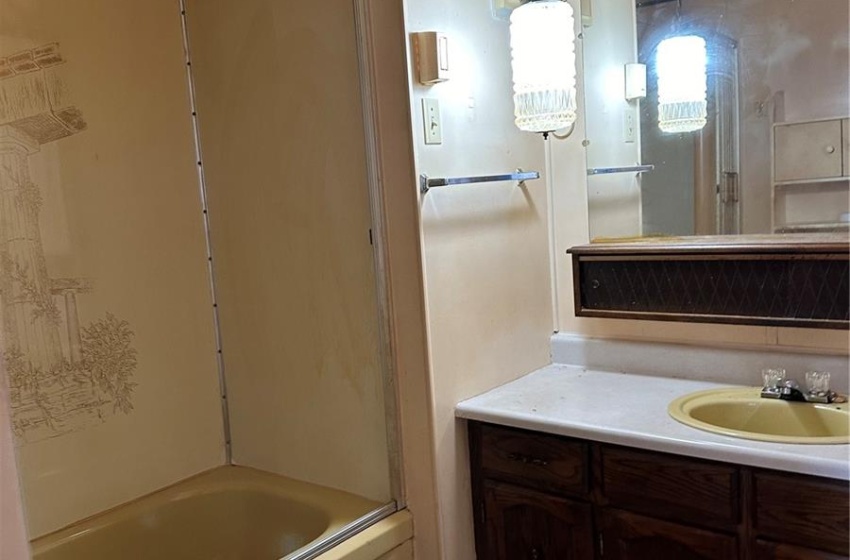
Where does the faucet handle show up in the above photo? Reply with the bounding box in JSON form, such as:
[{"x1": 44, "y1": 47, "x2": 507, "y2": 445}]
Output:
[
  {"x1": 805, "y1": 371, "x2": 831, "y2": 396},
  {"x1": 762, "y1": 368, "x2": 786, "y2": 389}
]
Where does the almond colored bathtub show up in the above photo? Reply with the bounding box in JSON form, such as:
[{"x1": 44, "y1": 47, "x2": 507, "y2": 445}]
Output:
[{"x1": 29, "y1": 466, "x2": 406, "y2": 560}]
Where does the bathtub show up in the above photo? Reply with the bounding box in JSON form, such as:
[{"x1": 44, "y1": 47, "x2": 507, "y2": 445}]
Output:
[{"x1": 30, "y1": 466, "x2": 410, "y2": 560}]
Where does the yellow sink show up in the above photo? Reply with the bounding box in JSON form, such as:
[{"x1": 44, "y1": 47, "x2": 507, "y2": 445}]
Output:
[{"x1": 668, "y1": 387, "x2": 850, "y2": 444}]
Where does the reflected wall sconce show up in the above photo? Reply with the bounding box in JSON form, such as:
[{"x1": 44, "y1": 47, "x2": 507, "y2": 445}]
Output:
[
  {"x1": 509, "y1": 0, "x2": 577, "y2": 136},
  {"x1": 625, "y1": 63, "x2": 647, "y2": 101},
  {"x1": 656, "y1": 35, "x2": 707, "y2": 133}
]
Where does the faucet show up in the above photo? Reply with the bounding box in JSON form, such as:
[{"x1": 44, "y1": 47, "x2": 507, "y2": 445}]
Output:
[{"x1": 760, "y1": 369, "x2": 845, "y2": 404}]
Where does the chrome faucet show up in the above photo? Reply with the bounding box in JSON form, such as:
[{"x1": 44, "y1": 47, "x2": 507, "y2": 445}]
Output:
[{"x1": 760, "y1": 369, "x2": 845, "y2": 404}]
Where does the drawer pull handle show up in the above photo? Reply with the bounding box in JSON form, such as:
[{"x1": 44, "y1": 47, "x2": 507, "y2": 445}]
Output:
[
  {"x1": 506, "y1": 452, "x2": 549, "y2": 466},
  {"x1": 531, "y1": 547, "x2": 542, "y2": 559}
]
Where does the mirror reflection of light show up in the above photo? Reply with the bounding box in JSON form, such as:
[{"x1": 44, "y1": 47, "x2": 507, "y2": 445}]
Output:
[
  {"x1": 656, "y1": 35, "x2": 707, "y2": 133},
  {"x1": 509, "y1": 0, "x2": 577, "y2": 133}
]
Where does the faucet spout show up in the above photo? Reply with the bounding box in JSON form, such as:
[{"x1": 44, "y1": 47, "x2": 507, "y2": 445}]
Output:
[
  {"x1": 760, "y1": 379, "x2": 844, "y2": 404},
  {"x1": 760, "y1": 369, "x2": 845, "y2": 404}
]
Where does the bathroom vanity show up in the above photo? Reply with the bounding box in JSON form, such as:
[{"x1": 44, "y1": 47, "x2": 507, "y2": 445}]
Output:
[{"x1": 457, "y1": 367, "x2": 850, "y2": 560}]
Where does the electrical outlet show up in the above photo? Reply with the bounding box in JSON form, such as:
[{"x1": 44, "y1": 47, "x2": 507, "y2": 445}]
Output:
[
  {"x1": 623, "y1": 110, "x2": 636, "y2": 143},
  {"x1": 422, "y1": 98, "x2": 443, "y2": 145}
]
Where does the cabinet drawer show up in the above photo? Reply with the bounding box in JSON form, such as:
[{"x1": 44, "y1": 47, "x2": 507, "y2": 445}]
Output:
[
  {"x1": 476, "y1": 423, "x2": 588, "y2": 496},
  {"x1": 601, "y1": 445, "x2": 739, "y2": 530},
  {"x1": 754, "y1": 471, "x2": 849, "y2": 556}
]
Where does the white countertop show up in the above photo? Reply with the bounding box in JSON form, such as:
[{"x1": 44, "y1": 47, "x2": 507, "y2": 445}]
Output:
[{"x1": 455, "y1": 365, "x2": 850, "y2": 480}]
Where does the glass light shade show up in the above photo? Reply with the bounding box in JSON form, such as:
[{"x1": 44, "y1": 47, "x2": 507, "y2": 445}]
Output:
[
  {"x1": 656, "y1": 35, "x2": 708, "y2": 133},
  {"x1": 510, "y1": 0, "x2": 577, "y2": 133}
]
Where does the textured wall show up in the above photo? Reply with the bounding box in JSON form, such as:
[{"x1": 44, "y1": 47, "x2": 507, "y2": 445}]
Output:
[{"x1": 0, "y1": 0, "x2": 224, "y2": 538}]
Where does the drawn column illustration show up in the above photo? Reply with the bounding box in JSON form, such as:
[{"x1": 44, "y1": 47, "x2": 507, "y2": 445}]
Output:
[
  {"x1": 0, "y1": 44, "x2": 138, "y2": 442},
  {"x1": 50, "y1": 278, "x2": 94, "y2": 365},
  {"x1": 0, "y1": 44, "x2": 88, "y2": 376}
]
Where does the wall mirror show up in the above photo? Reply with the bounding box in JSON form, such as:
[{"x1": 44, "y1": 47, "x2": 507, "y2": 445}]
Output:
[
  {"x1": 572, "y1": 0, "x2": 848, "y2": 328},
  {"x1": 582, "y1": 0, "x2": 849, "y2": 240}
]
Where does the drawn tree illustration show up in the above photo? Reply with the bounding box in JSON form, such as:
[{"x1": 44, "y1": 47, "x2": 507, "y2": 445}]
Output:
[
  {"x1": 80, "y1": 313, "x2": 138, "y2": 414},
  {"x1": 3, "y1": 347, "x2": 57, "y2": 435},
  {"x1": 10, "y1": 260, "x2": 62, "y2": 325}
]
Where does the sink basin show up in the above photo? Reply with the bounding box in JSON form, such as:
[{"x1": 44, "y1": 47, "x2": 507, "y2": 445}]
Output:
[{"x1": 669, "y1": 387, "x2": 850, "y2": 444}]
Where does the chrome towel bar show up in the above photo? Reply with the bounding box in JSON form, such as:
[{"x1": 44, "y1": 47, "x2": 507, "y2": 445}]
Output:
[
  {"x1": 587, "y1": 164, "x2": 655, "y2": 175},
  {"x1": 420, "y1": 170, "x2": 540, "y2": 193}
]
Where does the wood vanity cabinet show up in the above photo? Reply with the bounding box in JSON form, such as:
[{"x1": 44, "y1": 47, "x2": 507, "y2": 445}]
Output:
[{"x1": 468, "y1": 422, "x2": 850, "y2": 560}]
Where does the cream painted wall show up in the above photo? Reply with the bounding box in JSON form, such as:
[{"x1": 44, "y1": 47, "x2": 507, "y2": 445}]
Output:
[
  {"x1": 405, "y1": 1, "x2": 553, "y2": 559},
  {"x1": 552, "y1": 2, "x2": 850, "y2": 352},
  {"x1": 0, "y1": 0, "x2": 225, "y2": 539},
  {"x1": 185, "y1": 0, "x2": 391, "y2": 502}
]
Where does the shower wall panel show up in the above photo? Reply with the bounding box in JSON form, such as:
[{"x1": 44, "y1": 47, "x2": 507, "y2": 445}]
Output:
[
  {"x1": 186, "y1": 0, "x2": 392, "y2": 502},
  {"x1": 0, "y1": 0, "x2": 224, "y2": 537}
]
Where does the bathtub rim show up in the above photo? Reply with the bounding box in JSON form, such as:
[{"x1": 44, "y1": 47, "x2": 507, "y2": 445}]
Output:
[
  {"x1": 29, "y1": 465, "x2": 388, "y2": 559},
  {"x1": 284, "y1": 502, "x2": 399, "y2": 560}
]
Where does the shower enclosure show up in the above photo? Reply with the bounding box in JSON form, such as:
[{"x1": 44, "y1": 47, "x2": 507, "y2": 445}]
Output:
[{"x1": 0, "y1": 0, "x2": 403, "y2": 558}]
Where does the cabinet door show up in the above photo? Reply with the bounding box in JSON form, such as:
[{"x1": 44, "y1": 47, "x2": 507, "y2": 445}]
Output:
[
  {"x1": 482, "y1": 481, "x2": 594, "y2": 560},
  {"x1": 754, "y1": 540, "x2": 849, "y2": 560},
  {"x1": 754, "y1": 471, "x2": 850, "y2": 556},
  {"x1": 600, "y1": 508, "x2": 738, "y2": 560},
  {"x1": 774, "y1": 120, "x2": 843, "y2": 182}
]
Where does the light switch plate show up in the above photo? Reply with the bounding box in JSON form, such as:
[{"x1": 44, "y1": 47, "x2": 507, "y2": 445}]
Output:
[{"x1": 422, "y1": 98, "x2": 442, "y2": 145}]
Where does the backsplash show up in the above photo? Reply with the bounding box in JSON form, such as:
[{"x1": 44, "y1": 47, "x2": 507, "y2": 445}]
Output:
[{"x1": 552, "y1": 333, "x2": 849, "y2": 394}]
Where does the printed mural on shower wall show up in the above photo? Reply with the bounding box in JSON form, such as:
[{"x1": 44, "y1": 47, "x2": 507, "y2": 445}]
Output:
[{"x1": 0, "y1": 42, "x2": 138, "y2": 443}]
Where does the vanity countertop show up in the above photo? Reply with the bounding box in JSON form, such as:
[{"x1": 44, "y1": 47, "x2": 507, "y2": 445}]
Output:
[{"x1": 455, "y1": 365, "x2": 850, "y2": 480}]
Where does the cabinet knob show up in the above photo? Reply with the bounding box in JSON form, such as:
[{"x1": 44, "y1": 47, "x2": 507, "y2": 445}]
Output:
[
  {"x1": 531, "y1": 547, "x2": 541, "y2": 560},
  {"x1": 825, "y1": 145, "x2": 836, "y2": 154}
]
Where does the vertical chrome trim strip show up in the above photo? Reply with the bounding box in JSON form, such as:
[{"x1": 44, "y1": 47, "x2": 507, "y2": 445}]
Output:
[
  {"x1": 352, "y1": 0, "x2": 406, "y2": 508},
  {"x1": 178, "y1": 0, "x2": 233, "y2": 464}
]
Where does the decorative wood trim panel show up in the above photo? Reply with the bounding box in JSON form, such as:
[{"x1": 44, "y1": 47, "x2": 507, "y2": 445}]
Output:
[{"x1": 568, "y1": 237, "x2": 850, "y2": 329}]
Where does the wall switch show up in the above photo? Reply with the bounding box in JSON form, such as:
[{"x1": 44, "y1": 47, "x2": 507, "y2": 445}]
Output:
[
  {"x1": 623, "y1": 110, "x2": 636, "y2": 143},
  {"x1": 422, "y1": 98, "x2": 442, "y2": 145}
]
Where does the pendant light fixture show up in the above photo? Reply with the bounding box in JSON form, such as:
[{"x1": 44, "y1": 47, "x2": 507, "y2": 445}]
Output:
[
  {"x1": 509, "y1": 0, "x2": 577, "y2": 135},
  {"x1": 656, "y1": 35, "x2": 707, "y2": 133}
]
